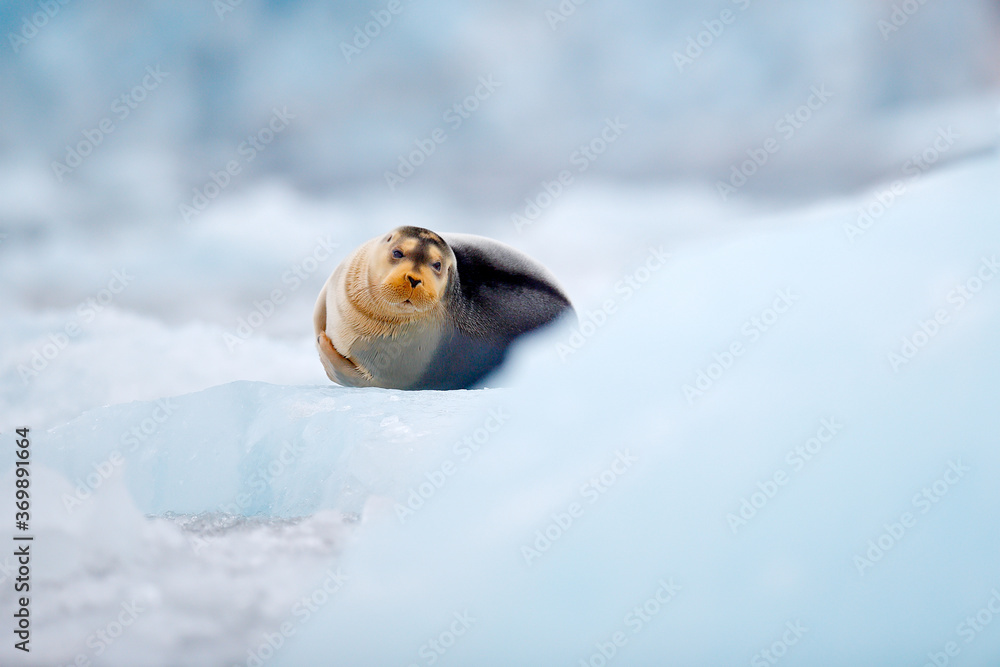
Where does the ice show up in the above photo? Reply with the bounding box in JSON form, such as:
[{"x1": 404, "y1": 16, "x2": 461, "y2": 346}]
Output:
[
  {"x1": 1, "y1": 154, "x2": 998, "y2": 665},
  {"x1": 0, "y1": 465, "x2": 350, "y2": 667},
  {"x1": 3, "y1": 1, "x2": 999, "y2": 663},
  {"x1": 270, "y1": 155, "x2": 1000, "y2": 666},
  {"x1": 39, "y1": 381, "x2": 499, "y2": 518}
]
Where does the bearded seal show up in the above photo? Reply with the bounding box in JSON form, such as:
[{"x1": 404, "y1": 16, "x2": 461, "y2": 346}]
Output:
[{"x1": 313, "y1": 226, "x2": 573, "y2": 390}]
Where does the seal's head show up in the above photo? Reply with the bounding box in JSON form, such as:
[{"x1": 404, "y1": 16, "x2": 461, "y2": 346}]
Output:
[{"x1": 362, "y1": 226, "x2": 455, "y2": 319}]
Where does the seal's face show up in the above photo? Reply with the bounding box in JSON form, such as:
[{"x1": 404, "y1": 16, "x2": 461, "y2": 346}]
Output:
[{"x1": 369, "y1": 227, "x2": 454, "y2": 316}]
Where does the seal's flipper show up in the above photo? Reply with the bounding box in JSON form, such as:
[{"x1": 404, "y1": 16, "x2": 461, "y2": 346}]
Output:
[{"x1": 317, "y1": 331, "x2": 373, "y2": 387}]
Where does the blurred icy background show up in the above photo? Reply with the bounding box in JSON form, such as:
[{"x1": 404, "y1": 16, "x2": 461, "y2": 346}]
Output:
[
  {"x1": 1, "y1": 0, "x2": 1000, "y2": 665},
  {"x1": 2, "y1": 0, "x2": 998, "y2": 426}
]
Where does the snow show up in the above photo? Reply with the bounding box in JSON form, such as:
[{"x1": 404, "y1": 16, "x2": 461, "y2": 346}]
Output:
[
  {"x1": 2, "y1": 153, "x2": 999, "y2": 665},
  {"x1": 3, "y1": 2, "x2": 999, "y2": 664},
  {"x1": 0, "y1": 464, "x2": 350, "y2": 667}
]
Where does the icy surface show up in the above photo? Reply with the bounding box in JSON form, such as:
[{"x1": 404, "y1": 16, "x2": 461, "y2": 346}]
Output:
[
  {"x1": 41, "y1": 382, "x2": 499, "y2": 519},
  {"x1": 1, "y1": 156, "x2": 999, "y2": 665},
  {"x1": 0, "y1": 466, "x2": 350, "y2": 667}
]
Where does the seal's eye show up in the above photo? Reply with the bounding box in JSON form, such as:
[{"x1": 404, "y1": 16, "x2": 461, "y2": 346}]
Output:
[
  {"x1": 392, "y1": 249, "x2": 404, "y2": 259},
  {"x1": 432, "y1": 261, "x2": 442, "y2": 272}
]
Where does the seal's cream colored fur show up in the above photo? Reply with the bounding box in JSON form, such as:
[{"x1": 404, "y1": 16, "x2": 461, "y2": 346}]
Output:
[{"x1": 314, "y1": 228, "x2": 453, "y2": 384}]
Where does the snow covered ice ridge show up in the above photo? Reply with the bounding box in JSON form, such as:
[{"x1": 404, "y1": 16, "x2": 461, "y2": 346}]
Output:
[
  {"x1": 0, "y1": 463, "x2": 353, "y2": 667},
  {"x1": 0, "y1": 156, "x2": 998, "y2": 665}
]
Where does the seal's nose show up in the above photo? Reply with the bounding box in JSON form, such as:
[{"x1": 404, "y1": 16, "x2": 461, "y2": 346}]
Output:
[{"x1": 406, "y1": 275, "x2": 422, "y2": 288}]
